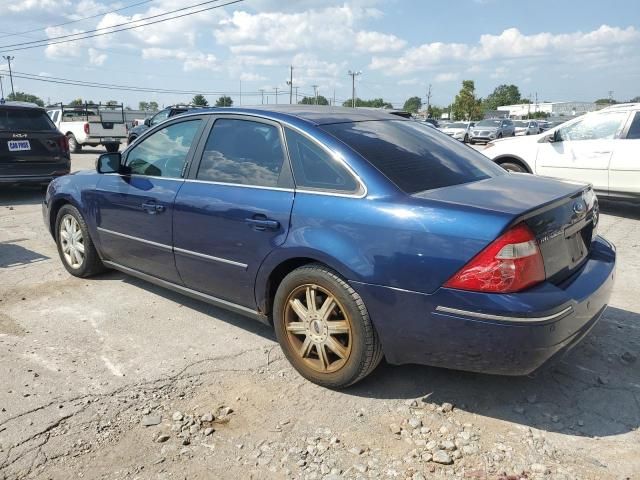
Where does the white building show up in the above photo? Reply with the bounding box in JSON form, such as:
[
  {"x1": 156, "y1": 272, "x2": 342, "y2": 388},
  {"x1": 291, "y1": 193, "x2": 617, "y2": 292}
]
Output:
[{"x1": 497, "y1": 102, "x2": 597, "y2": 118}]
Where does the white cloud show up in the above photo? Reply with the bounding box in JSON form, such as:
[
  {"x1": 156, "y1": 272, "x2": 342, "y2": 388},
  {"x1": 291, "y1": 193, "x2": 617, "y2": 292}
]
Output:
[
  {"x1": 434, "y1": 72, "x2": 459, "y2": 82},
  {"x1": 240, "y1": 72, "x2": 268, "y2": 82},
  {"x1": 141, "y1": 48, "x2": 218, "y2": 71},
  {"x1": 355, "y1": 31, "x2": 406, "y2": 53},
  {"x1": 88, "y1": 48, "x2": 107, "y2": 66},
  {"x1": 370, "y1": 25, "x2": 640, "y2": 75},
  {"x1": 8, "y1": 0, "x2": 69, "y2": 12}
]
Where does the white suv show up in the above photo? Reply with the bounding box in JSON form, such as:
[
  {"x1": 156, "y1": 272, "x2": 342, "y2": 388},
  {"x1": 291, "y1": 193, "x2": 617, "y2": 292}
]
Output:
[{"x1": 483, "y1": 104, "x2": 640, "y2": 200}]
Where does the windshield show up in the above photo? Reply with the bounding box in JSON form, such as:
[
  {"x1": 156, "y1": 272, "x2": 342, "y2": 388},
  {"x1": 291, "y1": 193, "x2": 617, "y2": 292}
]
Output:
[
  {"x1": 0, "y1": 108, "x2": 57, "y2": 131},
  {"x1": 476, "y1": 120, "x2": 501, "y2": 127},
  {"x1": 446, "y1": 123, "x2": 467, "y2": 128},
  {"x1": 321, "y1": 120, "x2": 505, "y2": 194},
  {"x1": 513, "y1": 121, "x2": 529, "y2": 127}
]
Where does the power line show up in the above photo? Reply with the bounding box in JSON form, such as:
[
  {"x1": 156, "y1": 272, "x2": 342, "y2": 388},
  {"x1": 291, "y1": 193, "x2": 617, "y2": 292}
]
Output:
[
  {"x1": 0, "y1": 0, "x2": 155, "y2": 40},
  {"x1": 0, "y1": 69, "x2": 264, "y2": 96},
  {"x1": 0, "y1": 0, "x2": 244, "y2": 53}
]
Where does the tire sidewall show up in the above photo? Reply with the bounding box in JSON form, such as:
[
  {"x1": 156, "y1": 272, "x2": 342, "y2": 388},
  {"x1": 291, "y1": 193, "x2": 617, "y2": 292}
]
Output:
[
  {"x1": 55, "y1": 205, "x2": 92, "y2": 277},
  {"x1": 273, "y1": 266, "x2": 370, "y2": 388}
]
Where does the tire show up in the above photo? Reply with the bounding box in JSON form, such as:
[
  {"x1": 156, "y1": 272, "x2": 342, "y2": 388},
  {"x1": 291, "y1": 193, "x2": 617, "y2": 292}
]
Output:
[
  {"x1": 105, "y1": 143, "x2": 119, "y2": 153},
  {"x1": 463, "y1": 134, "x2": 469, "y2": 143},
  {"x1": 497, "y1": 132, "x2": 503, "y2": 139},
  {"x1": 127, "y1": 135, "x2": 137, "y2": 145},
  {"x1": 499, "y1": 161, "x2": 528, "y2": 173},
  {"x1": 469, "y1": 140, "x2": 475, "y2": 145},
  {"x1": 67, "y1": 134, "x2": 81, "y2": 153},
  {"x1": 55, "y1": 204, "x2": 105, "y2": 278},
  {"x1": 273, "y1": 264, "x2": 383, "y2": 389}
]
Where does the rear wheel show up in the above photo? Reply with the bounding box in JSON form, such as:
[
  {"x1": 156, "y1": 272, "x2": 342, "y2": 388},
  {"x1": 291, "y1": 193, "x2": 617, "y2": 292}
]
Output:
[
  {"x1": 67, "y1": 134, "x2": 81, "y2": 153},
  {"x1": 463, "y1": 133, "x2": 469, "y2": 143},
  {"x1": 273, "y1": 264, "x2": 383, "y2": 388},
  {"x1": 499, "y1": 161, "x2": 528, "y2": 173},
  {"x1": 55, "y1": 205, "x2": 104, "y2": 277}
]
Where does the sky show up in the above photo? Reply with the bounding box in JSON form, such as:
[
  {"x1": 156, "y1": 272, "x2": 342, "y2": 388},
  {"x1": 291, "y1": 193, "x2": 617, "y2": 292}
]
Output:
[{"x1": 0, "y1": 0, "x2": 639, "y2": 109}]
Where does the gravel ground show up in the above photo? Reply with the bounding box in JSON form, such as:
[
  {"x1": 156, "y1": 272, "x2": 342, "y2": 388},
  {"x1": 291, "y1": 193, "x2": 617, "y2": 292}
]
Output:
[{"x1": 0, "y1": 149, "x2": 639, "y2": 480}]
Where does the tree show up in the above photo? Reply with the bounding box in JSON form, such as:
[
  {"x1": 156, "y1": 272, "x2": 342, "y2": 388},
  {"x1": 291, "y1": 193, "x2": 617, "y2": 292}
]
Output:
[
  {"x1": 105, "y1": 100, "x2": 119, "y2": 106},
  {"x1": 451, "y1": 80, "x2": 483, "y2": 121},
  {"x1": 69, "y1": 98, "x2": 84, "y2": 106},
  {"x1": 298, "y1": 95, "x2": 329, "y2": 105},
  {"x1": 483, "y1": 84, "x2": 522, "y2": 110},
  {"x1": 427, "y1": 105, "x2": 444, "y2": 119},
  {"x1": 6, "y1": 91, "x2": 44, "y2": 107},
  {"x1": 595, "y1": 98, "x2": 616, "y2": 105},
  {"x1": 138, "y1": 101, "x2": 149, "y2": 111},
  {"x1": 342, "y1": 97, "x2": 393, "y2": 108},
  {"x1": 215, "y1": 96, "x2": 233, "y2": 107},
  {"x1": 148, "y1": 101, "x2": 159, "y2": 111},
  {"x1": 191, "y1": 94, "x2": 209, "y2": 106},
  {"x1": 402, "y1": 96, "x2": 422, "y2": 113}
]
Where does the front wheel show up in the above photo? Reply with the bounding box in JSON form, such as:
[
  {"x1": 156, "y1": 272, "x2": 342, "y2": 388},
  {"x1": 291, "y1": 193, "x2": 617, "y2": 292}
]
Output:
[
  {"x1": 55, "y1": 205, "x2": 105, "y2": 277},
  {"x1": 499, "y1": 161, "x2": 528, "y2": 173},
  {"x1": 463, "y1": 133, "x2": 469, "y2": 143},
  {"x1": 273, "y1": 264, "x2": 383, "y2": 388}
]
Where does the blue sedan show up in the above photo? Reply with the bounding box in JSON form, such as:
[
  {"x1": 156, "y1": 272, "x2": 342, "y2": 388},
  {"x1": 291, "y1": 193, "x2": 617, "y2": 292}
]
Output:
[{"x1": 43, "y1": 106, "x2": 615, "y2": 388}]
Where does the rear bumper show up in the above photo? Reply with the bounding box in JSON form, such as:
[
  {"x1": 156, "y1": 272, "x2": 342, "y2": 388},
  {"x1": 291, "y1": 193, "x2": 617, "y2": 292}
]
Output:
[{"x1": 350, "y1": 236, "x2": 616, "y2": 375}]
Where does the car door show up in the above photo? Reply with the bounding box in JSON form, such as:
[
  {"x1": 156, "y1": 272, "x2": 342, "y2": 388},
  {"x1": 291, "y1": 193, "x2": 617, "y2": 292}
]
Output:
[
  {"x1": 173, "y1": 116, "x2": 294, "y2": 308},
  {"x1": 535, "y1": 111, "x2": 628, "y2": 193},
  {"x1": 94, "y1": 116, "x2": 206, "y2": 283},
  {"x1": 609, "y1": 110, "x2": 640, "y2": 197}
]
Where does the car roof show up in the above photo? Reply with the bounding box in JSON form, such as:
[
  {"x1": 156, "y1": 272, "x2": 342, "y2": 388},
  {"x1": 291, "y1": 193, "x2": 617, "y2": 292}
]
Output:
[
  {"x1": 598, "y1": 103, "x2": 640, "y2": 112},
  {"x1": 0, "y1": 100, "x2": 45, "y2": 110},
  {"x1": 191, "y1": 105, "x2": 411, "y2": 126}
]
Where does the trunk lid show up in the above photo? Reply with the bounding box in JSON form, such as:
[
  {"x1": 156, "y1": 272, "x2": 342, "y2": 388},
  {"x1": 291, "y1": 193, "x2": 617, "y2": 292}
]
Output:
[{"x1": 413, "y1": 173, "x2": 598, "y2": 284}]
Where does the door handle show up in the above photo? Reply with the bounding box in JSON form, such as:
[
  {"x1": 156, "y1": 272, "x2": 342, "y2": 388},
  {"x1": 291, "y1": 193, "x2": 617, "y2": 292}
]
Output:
[
  {"x1": 141, "y1": 201, "x2": 165, "y2": 214},
  {"x1": 245, "y1": 216, "x2": 280, "y2": 231}
]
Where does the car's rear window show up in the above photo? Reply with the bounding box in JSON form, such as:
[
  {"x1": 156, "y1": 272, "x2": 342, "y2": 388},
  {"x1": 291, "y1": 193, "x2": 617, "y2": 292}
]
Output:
[
  {"x1": 321, "y1": 120, "x2": 505, "y2": 194},
  {"x1": 0, "y1": 108, "x2": 57, "y2": 131}
]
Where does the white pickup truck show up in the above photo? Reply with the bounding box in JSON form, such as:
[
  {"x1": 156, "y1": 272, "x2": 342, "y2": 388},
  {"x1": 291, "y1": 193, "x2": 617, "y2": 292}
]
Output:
[{"x1": 46, "y1": 104, "x2": 127, "y2": 153}]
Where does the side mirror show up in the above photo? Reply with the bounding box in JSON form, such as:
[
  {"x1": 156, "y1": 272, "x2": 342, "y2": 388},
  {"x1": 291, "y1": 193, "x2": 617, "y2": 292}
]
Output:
[
  {"x1": 144, "y1": 117, "x2": 151, "y2": 127},
  {"x1": 96, "y1": 152, "x2": 121, "y2": 174}
]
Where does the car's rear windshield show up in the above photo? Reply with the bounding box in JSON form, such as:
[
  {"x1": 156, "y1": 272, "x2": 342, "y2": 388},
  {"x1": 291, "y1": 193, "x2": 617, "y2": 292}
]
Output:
[
  {"x1": 447, "y1": 123, "x2": 467, "y2": 128},
  {"x1": 0, "y1": 108, "x2": 57, "y2": 131},
  {"x1": 513, "y1": 121, "x2": 528, "y2": 127},
  {"x1": 321, "y1": 120, "x2": 505, "y2": 194}
]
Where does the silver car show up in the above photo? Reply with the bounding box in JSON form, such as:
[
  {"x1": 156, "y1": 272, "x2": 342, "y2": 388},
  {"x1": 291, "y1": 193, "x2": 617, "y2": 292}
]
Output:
[
  {"x1": 513, "y1": 120, "x2": 539, "y2": 136},
  {"x1": 440, "y1": 121, "x2": 474, "y2": 142},
  {"x1": 469, "y1": 119, "x2": 515, "y2": 144}
]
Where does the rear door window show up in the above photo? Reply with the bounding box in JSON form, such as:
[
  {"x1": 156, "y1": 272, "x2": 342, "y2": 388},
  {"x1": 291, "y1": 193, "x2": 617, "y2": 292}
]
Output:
[
  {"x1": 197, "y1": 118, "x2": 286, "y2": 188},
  {"x1": 625, "y1": 112, "x2": 640, "y2": 139},
  {"x1": 284, "y1": 128, "x2": 359, "y2": 193},
  {"x1": 322, "y1": 120, "x2": 505, "y2": 194},
  {"x1": 0, "y1": 108, "x2": 56, "y2": 131}
]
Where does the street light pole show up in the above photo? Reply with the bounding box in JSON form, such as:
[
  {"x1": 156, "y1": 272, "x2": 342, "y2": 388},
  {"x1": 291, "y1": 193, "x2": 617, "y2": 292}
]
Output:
[
  {"x1": 288, "y1": 65, "x2": 293, "y2": 104},
  {"x1": 3, "y1": 56, "x2": 15, "y2": 97},
  {"x1": 348, "y1": 70, "x2": 361, "y2": 108},
  {"x1": 259, "y1": 89, "x2": 265, "y2": 105},
  {"x1": 274, "y1": 87, "x2": 279, "y2": 105},
  {"x1": 312, "y1": 85, "x2": 319, "y2": 105}
]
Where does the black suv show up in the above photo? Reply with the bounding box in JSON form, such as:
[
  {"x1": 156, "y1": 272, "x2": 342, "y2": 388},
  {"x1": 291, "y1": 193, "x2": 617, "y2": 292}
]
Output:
[
  {"x1": 127, "y1": 105, "x2": 209, "y2": 144},
  {"x1": 0, "y1": 101, "x2": 70, "y2": 185}
]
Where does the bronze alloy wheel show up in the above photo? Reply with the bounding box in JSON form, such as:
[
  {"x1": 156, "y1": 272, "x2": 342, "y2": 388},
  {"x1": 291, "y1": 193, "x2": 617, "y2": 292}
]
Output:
[{"x1": 283, "y1": 283, "x2": 353, "y2": 374}]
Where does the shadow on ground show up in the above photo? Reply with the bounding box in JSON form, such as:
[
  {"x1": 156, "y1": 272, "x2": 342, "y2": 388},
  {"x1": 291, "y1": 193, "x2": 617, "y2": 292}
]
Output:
[
  {"x1": 349, "y1": 306, "x2": 640, "y2": 439},
  {"x1": 0, "y1": 186, "x2": 45, "y2": 207},
  {"x1": 599, "y1": 199, "x2": 640, "y2": 220},
  {"x1": 0, "y1": 240, "x2": 50, "y2": 268}
]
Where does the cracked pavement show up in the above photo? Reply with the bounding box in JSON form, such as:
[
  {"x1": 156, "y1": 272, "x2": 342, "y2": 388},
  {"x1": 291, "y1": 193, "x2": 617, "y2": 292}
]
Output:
[{"x1": 0, "y1": 151, "x2": 639, "y2": 479}]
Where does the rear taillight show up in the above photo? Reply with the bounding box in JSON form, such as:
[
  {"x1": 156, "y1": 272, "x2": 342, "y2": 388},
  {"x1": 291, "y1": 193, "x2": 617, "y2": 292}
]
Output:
[
  {"x1": 84, "y1": 122, "x2": 90, "y2": 135},
  {"x1": 444, "y1": 223, "x2": 545, "y2": 293},
  {"x1": 59, "y1": 136, "x2": 70, "y2": 155}
]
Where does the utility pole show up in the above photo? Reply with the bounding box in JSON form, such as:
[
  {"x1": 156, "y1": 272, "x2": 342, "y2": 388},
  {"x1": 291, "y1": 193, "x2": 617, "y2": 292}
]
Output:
[
  {"x1": 239, "y1": 80, "x2": 242, "y2": 106},
  {"x1": 287, "y1": 65, "x2": 294, "y2": 104},
  {"x1": 312, "y1": 85, "x2": 319, "y2": 105},
  {"x1": 259, "y1": 89, "x2": 265, "y2": 105},
  {"x1": 535, "y1": 92, "x2": 538, "y2": 116},
  {"x1": 294, "y1": 86, "x2": 299, "y2": 103},
  {"x1": 333, "y1": 89, "x2": 336, "y2": 107},
  {"x1": 274, "y1": 87, "x2": 279, "y2": 105},
  {"x1": 348, "y1": 70, "x2": 361, "y2": 108},
  {"x1": 3, "y1": 56, "x2": 15, "y2": 97},
  {"x1": 608, "y1": 90, "x2": 614, "y2": 104},
  {"x1": 425, "y1": 84, "x2": 432, "y2": 115},
  {"x1": 0, "y1": 75, "x2": 4, "y2": 99}
]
